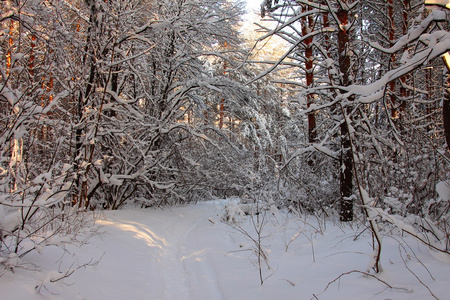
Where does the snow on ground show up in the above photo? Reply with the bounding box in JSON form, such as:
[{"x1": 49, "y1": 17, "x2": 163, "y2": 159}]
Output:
[{"x1": 1, "y1": 200, "x2": 449, "y2": 299}]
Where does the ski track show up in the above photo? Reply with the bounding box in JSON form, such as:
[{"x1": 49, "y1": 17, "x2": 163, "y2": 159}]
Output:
[
  {"x1": 181, "y1": 216, "x2": 224, "y2": 300},
  {"x1": 159, "y1": 209, "x2": 197, "y2": 300},
  {"x1": 102, "y1": 204, "x2": 223, "y2": 300}
]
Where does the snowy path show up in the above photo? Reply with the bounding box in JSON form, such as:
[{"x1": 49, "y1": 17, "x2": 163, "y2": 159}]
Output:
[
  {"x1": 91, "y1": 204, "x2": 224, "y2": 300},
  {"x1": 0, "y1": 203, "x2": 228, "y2": 300},
  {"x1": 1, "y1": 201, "x2": 450, "y2": 300}
]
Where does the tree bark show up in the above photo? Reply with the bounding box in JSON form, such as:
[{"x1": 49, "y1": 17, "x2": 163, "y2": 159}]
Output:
[
  {"x1": 398, "y1": 0, "x2": 410, "y2": 122},
  {"x1": 302, "y1": 4, "x2": 316, "y2": 144},
  {"x1": 444, "y1": 74, "x2": 450, "y2": 151},
  {"x1": 338, "y1": 4, "x2": 354, "y2": 222},
  {"x1": 388, "y1": 0, "x2": 398, "y2": 120}
]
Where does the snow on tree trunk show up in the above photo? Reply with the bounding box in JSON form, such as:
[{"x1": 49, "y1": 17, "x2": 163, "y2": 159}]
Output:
[
  {"x1": 444, "y1": 74, "x2": 450, "y2": 151},
  {"x1": 338, "y1": 4, "x2": 354, "y2": 222},
  {"x1": 302, "y1": 4, "x2": 316, "y2": 144}
]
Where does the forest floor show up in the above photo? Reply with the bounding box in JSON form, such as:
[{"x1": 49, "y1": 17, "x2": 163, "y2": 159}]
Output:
[{"x1": 0, "y1": 200, "x2": 449, "y2": 299}]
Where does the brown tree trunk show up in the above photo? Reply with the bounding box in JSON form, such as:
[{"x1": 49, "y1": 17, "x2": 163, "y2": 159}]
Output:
[
  {"x1": 388, "y1": 0, "x2": 398, "y2": 120},
  {"x1": 6, "y1": 19, "x2": 14, "y2": 75},
  {"x1": 219, "y1": 59, "x2": 227, "y2": 129},
  {"x1": 302, "y1": 4, "x2": 316, "y2": 144},
  {"x1": 29, "y1": 34, "x2": 36, "y2": 76},
  {"x1": 398, "y1": 0, "x2": 410, "y2": 122},
  {"x1": 219, "y1": 98, "x2": 225, "y2": 129}
]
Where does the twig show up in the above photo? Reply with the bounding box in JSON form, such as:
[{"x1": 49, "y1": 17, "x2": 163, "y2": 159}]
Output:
[
  {"x1": 35, "y1": 254, "x2": 104, "y2": 294},
  {"x1": 321, "y1": 270, "x2": 410, "y2": 294},
  {"x1": 353, "y1": 226, "x2": 370, "y2": 241},
  {"x1": 285, "y1": 231, "x2": 301, "y2": 252},
  {"x1": 397, "y1": 236, "x2": 435, "y2": 281},
  {"x1": 302, "y1": 232, "x2": 316, "y2": 263},
  {"x1": 281, "y1": 278, "x2": 296, "y2": 286},
  {"x1": 398, "y1": 244, "x2": 439, "y2": 300}
]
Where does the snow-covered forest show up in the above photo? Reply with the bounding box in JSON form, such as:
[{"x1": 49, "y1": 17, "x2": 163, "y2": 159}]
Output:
[{"x1": 1, "y1": 0, "x2": 450, "y2": 299}]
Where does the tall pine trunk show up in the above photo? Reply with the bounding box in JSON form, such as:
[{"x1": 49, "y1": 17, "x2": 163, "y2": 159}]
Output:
[{"x1": 302, "y1": 4, "x2": 316, "y2": 144}]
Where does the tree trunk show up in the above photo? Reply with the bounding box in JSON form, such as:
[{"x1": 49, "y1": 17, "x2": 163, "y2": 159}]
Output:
[
  {"x1": 219, "y1": 98, "x2": 225, "y2": 129},
  {"x1": 388, "y1": 0, "x2": 398, "y2": 120},
  {"x1": 444, "y1": 74, "x2": 450, "y2": 151},
  {"x1": 6, "y1": 19, "x2": 14, "y2": 75},
  {"x1": 302, "y1": 4, "x2": 316, "y2": 144},
  {"x1": 398, "y1": 0, "x2": 410, "y2": 122},
  {"x1": 73, "y1": 1, "x2": 99, "y2": 208},
  {"x1": 338, "y1": 5, "x2": 354, "y2": 222}
]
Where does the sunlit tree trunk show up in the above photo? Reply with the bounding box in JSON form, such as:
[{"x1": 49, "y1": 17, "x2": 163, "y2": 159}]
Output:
[
  {"x1": 302, "y1": 4, "x2": 316, "y2": 144},
  {"x1": 6, "y1": 19, "x2": 13, "y2": 75},
  {"x1": 29, "y1": 34, "x2": 36, "y2": 76},
  {"x1": 388, "y1": 0, "x2": 410, "y2": 123},
  {"x1": 6, "y1": 17, "x2": 24, "y2": 193}
]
